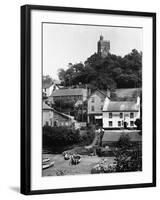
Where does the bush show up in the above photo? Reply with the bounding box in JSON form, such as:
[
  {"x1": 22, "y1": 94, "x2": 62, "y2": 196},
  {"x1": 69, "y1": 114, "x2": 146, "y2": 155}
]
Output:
[
  {"x1": 96, "y1": 147, "x2": 114, "y2": 157},
  {"x1": 112, "y1": 133, "x2": 142, "y2": 172},
  {"x1": 135, "y1": 118, "x2": 142, "y2": 130},
  {"x1": 116, "y1": 133, "x2": 132, "y2": 148},
  {"x1": 43, "y1": 126, "x2": 81, "y2": 148},
  {"x1": 80, "y1": 130, "x2": 95, "y2": 145},
  {"x1": 114, "y1": 148, "x2": 142, "y2": 172}
]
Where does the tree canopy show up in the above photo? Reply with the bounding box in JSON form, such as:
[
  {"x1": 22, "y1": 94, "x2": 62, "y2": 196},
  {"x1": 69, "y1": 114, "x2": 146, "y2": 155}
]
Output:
[{"x1": 58, "y1": 49, "x2": 142, "y2": 90}]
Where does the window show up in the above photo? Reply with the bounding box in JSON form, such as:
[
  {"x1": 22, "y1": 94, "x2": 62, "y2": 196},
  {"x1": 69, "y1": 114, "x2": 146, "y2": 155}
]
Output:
[
  {"x1": 130, "y1": 121, "x2": 134, "y2": 126},
  {"x1": 91, "y1": 97, "x2": 95, "y2": 103},
  {"x1": 120, "y1": 113, "x2": 123, "y2": 118},
  {"x1": 130, "y1": 112, "x2": 134, "y2": 118},
  {"x1": 118, "y1": 121, "x2": 121, "y2": 127},
  {"x1": 109, "y1": 112, "x2": 112, "y2": 118},
  {"x1": 109, "y1": 121, "x2": 112, "y2": 127},
  {"x1": 91, "y1": 106, "x2": 94, "y2": 111}
]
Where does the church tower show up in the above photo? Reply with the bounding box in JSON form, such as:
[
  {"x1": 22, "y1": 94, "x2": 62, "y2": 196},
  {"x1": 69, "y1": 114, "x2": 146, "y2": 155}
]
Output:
[{"x1": 97, "y1": 35, "x2": 110, "y2": 58}]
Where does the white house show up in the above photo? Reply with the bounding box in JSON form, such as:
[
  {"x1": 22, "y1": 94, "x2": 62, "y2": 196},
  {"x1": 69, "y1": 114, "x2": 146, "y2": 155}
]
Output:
[
  {"x1": 43, "y1": 102, "x2": 76, "y2": 127},
  {"x1": 43, "y1": 102, "x2": 54, "y2": 127},
  {"x1": 103, "y1": 96, "x2": 140, "y2": 129},
  {"x1": 43, "y1": 82, "x2": 55, "y2": 97}
]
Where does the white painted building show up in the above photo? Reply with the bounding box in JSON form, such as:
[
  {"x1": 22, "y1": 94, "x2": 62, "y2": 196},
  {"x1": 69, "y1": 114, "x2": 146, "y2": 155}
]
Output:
[
  {"x1": 43, "y1": 102, "x2": 54, "y2": 127},
  {"x1": 43, "y1": 101, "x2": 76, "y2": 128},
  {"x1": 43, "y1": 83, "x2": 55, "y2": 97},
  {"x1": 103, "y1": 96, "x2": 140, "y2": 129}
]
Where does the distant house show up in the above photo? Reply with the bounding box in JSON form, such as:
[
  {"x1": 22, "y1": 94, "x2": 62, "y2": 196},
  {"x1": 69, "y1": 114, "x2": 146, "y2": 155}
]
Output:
[
  {"x1": 42, "y1": 79, "x2": 55, "y2": 98},
  {"x1": 51, "y1": 88, "x2": 88, "y2": 102},
  {"x1": 43, "y1": 102, "x2": 75, "y2": 127},
  {"x1": 87, "y1": 89, "x2": 110, "y2": 125},
  {"x1": 53, "y1": 110, "x2": 75, "y2": 127},
  {"x1": 43, "y1": 102, "x2": 54, "y2": 127},
  {"x1": 103, "y1": 96, "x2": 140, "y2": 129}
]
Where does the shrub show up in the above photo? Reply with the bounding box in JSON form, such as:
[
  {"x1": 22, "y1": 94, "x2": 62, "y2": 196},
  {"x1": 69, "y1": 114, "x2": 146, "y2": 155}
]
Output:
[
  {"x1": 135, "y1": 118, "x2": 142, "y2": 130},
  {"x1": 113, "y1": 133, "x2": 142, "y2": 172},
  {"x1": 80, "y1": 130, "x2": 95, "y2": 145},
  {"x1": 96, "y1": 147, "x2": 114, "y2": 157},
  {"x1": 114, "y1": 148, "x2": 142, "y2": 172},
  {"x1": 43, "y1": 126, "x2": 81, "y2": 148},
  {"x1": 116, "y1": 133, "x2": 132, "y2": 149}
]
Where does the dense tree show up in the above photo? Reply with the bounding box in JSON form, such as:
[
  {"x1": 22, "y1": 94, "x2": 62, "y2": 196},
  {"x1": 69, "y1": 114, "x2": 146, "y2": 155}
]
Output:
[
  {"x1": 58, "y1": 49, "x2": 142, "y2": 90},
  {"x1": 43, "y1": 75, "x2": 54, "y2": 85}
]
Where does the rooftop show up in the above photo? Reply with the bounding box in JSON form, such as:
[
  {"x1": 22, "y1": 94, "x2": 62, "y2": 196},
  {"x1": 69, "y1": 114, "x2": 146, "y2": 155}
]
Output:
[
  {"x1": 43, "y1": 102, "x2": 53, "y2": 110},
  {"x1": 43, "y1": 102, "x2": 74, "y2": 120},
  {"x1": 103, "y1": 101, "x2": 139, "y2": 111},
  {"x1": 51, "y1": 88, "x2": 87, "y2": 97},
  {"x1": 111, "y1": 88, "x2": 141, "y2": 101}
]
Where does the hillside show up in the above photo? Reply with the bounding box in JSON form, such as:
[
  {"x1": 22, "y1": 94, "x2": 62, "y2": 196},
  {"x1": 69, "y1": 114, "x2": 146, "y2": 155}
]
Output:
[{"x1": 58, "y1": 49, "x2": 142, "y2": 90}]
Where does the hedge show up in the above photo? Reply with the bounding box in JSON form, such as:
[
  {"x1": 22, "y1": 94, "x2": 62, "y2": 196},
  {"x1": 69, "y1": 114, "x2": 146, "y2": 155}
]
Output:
[{"x1": 43, "y1": 126, "x2": 82, "y2": 147}]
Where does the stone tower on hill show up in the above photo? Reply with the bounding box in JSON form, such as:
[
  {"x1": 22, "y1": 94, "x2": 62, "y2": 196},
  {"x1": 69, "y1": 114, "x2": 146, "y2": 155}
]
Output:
[{"x1": 97, "y1": 35, "x2": 110, "y2": 58}]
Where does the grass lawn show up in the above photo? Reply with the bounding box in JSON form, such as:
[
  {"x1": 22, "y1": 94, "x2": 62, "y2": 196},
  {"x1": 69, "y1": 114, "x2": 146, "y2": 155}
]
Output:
[{"x1": 42, "y1": 153, "x2": 115, "y2": 176}]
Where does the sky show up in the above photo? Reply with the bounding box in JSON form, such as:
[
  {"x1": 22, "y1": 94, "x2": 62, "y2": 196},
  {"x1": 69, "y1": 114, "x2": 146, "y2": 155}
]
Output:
[{"x1": 43, "y1": 23, "x2": 142, "y2": 80}]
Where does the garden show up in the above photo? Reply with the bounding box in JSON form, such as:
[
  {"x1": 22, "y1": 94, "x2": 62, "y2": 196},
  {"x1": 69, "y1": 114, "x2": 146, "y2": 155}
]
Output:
[{"x1": 42, "y1": 126, "x2": 142, "y2": 176}]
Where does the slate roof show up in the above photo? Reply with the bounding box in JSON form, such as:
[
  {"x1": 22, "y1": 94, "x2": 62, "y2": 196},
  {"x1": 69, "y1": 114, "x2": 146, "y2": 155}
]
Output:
[
  {"x1": 43, "y1": 80, "x2": 54, "y2": 89},
  {"x1": 43, "y1": 102, "x2": 53, "y2": 110},
  {"x1": 51, "y1": 88, "x2": 87, "y2": 97},
  {"x1": 103, "y1": 101, "x2": 139, "y2": 111},
  {"x1": 88, "y1": 89, "x2": 108, "y2": 99},
  {"x1": 102, "y1": 131, "x2": 142, "y2": 142},
  {"x1": 111, "y1": 88, "x2": 141, "y2": 100},
  {"x1": 43, "y1": 102, "x2": 74, "y2": 120}
]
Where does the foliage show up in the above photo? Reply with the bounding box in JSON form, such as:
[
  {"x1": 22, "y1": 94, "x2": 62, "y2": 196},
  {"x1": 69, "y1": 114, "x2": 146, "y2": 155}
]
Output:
[
  {"x1": 114, "y1": 148, "x2": 142, "y2": 172},
  {"x1": 80, "y1": 130, "x2": 95, "y2": 146},
  {"x1": 43, "y1": 126, "x2": 95, "y2": 149},
  {"x1": 96, "y1": 147, "x2": 114, "y2": 157},
  {"x1": 113, "y1": 133, "x2": 142, "y2": 172},
  {"x1": 43, "y1": 75, "x2": 54, "y2": 85},
  {"x1": 53, "y1": 99, "x2": 87, "y2": 122},
  {"x1": 91, "y1": 159, "x2": 116, "y2": 174},
  {"x1": 58, "y1": 49, "x2": 142, "y2": 90},
  {"x1": 135, "y1": 118, "x2": 142, "y2": 130},
  {"x1": 54, "y1": 99, "x2": 75, "y2": 111},
  {"x1": 116, "y1": 134, "x2": 132, "y2": 148},
  {"x1": 43, "y1": 126, "x2": 81, "y2": 147}
]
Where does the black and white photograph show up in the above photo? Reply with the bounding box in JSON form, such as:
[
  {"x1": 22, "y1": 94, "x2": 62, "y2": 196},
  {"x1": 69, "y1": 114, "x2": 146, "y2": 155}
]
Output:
[
  {"x1": 42, "y1": 23, "x2": 143, "y2": 176},
  {"x1": 20, "y1": 5, "x2": 156, "y2": 194}
]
